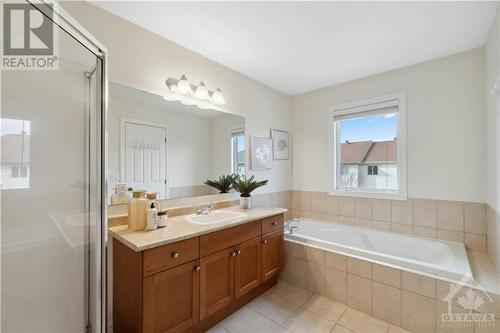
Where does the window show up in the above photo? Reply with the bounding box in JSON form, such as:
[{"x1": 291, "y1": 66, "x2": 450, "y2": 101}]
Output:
[
  {"x1": 367, "y1": 165, "x2": 378, "y2": 176},
  {"x1": 231, "y1": 129, "x2": 245, "y2": 177},
  {"x1": 1, "y1": 118, "x2": 30, "y2": 189},
  {"x1": 329, "y1": 93, "x2": 406, "y2": 199}
]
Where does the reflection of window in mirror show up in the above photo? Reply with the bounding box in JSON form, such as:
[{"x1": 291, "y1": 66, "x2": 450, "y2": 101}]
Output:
[
  {"x1": 1, "y1": 118, "x2": 30, "y2": 189},
  {"x1": 231, "y1": 129, "x2": 245, "y2": 176}
]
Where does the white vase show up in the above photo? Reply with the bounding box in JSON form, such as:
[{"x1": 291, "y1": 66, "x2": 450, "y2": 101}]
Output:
[{"x1": 239, "y1": 196, "x2": 252, "y2": 209}]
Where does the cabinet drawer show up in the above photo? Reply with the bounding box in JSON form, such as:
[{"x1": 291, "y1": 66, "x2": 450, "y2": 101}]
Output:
[
  {"x1": 261, "y1": 214, "x2": 284, "y2": 235},
  {"x1": 143, "y1": 238, "x2": 199, "y2": 277},
  {"x1": 200, "y1": 221, "x2": 261, "y2": 257}
]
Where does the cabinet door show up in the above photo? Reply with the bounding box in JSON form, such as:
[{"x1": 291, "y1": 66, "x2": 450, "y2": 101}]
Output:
[
  {"x1": 200, "y1": 247, "x2": 235, "y2": 320},
  {"x1": 261, "y1": 230, "x2": 283, "y2": 282},
  {"x1": 234, "y1": 237, "x2": 261, "y2": 299},
  {"x1": 143, "y1": 260, "x2": 200, "y2": 333}
]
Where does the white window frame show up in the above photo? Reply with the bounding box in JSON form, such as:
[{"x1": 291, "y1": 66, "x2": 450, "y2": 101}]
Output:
[
  {"x1": 328, "y1": 92, "x2": 407, "y2": 200},
  {"x1": 229, "y1": 126, "x2": 245, "y2": 176}
]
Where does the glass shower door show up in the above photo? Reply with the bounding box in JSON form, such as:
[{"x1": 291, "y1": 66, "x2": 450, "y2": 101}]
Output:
[{"x1": 1, "y1": 4, "x2": 105, "y2": 332}]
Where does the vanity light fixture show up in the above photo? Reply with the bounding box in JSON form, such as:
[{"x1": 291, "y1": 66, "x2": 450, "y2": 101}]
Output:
[
  {"x1": 165, "y1": 75, "x2": 226, "y2": 105},
  {"x1": 195, "y1": 81, "x2": 210, "y2": 100}
]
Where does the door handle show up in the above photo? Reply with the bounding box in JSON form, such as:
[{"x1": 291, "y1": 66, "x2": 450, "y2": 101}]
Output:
[
  {"x1": 194, "y1": 265, "x2": 201, "y2": 272},
  {"x1": 236, "y1": 249, "x2": 241, "y2": 255},
  {"x1": 171, "y1": 252, "x2": 180, "y2": 258},
  {"x1": 272, "y1": 222, "x2": 278, "y2": 226},
  {"x1": 231, "y1": 251, "x2": 237, "y2": 257},
  {"x1": 262, "y1": 239, "x2": 268, "y2": 244}
]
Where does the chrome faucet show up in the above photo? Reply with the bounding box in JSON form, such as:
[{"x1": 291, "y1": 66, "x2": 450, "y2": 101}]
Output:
[
  {"x1": 194, "y1": 202, "x2": 214, "y2": 215},
  {"x1": 289, "y1": 226, "x2": 298, "y2": 234}
]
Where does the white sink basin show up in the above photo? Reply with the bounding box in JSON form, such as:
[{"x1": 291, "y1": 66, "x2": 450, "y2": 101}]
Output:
[{"x1": 185, "y1": 211, "x2": 247, "y2": 225}]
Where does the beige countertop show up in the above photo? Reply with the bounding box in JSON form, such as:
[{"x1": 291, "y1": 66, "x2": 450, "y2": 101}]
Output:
[{"x1": 108, "y1": 206, "x2": 287, "y2": 252}]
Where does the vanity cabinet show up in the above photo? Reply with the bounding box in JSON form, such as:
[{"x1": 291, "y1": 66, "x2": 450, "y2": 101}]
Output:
[{"x1": 113, "y1": 212, "x2": 284, "y2": 333}]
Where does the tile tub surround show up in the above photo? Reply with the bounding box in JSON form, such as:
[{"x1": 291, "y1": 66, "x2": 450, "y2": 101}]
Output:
[
  {"x1": 281, "y1": 240, "x2": 500, "y2": 333},
  {"x1": 290, "y1": 191, "x2": 487, "y2": 251}
]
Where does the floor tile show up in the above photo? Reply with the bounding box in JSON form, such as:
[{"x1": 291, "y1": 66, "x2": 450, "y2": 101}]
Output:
[
  {"x1": 388, "y1": 325, "x2": 412, "y2": 333},
  {"x1": 248, "y1": 292, "x2": 299, "y2": 324},
  {"x1": 331, "y1": 325, "x2": 355, "y2": 333},
  {"x1": 220, "y1": 306, "x2": 282, "y2": 333},
  {"x1": 269, "y1": 281, "x2": 314, "y2": 306},
  {"x1": 338, "y1": 308, "x2": 390, "y2": 333},
  {"x1": 205, "y1": 324, "x2": 230, "y2": 333},
  {"x1": 284, "y1": 309, "x2": 335, "y2": 333},
  {"x1": 304, "y1": 295, "x2": 347, "y2": 322}
]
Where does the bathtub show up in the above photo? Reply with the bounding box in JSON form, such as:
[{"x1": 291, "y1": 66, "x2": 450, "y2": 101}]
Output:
[{"x1": 285, "y1": 218, "x2": 474, "y2": 283}]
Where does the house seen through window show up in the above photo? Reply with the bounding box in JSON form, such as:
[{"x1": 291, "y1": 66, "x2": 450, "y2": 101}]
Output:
[{"x1": 330, "y1": 94, "x2": 406, "y2": 199}]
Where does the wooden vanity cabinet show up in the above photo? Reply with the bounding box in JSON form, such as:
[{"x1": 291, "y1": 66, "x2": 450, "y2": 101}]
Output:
[{"x1": 113, "y1": 213, "x2": 284, "y2": 333}]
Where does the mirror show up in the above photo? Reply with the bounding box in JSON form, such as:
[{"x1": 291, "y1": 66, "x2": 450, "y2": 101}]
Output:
[{"x1": 107, "y1": 83, "x2": 245, "y2": 204}]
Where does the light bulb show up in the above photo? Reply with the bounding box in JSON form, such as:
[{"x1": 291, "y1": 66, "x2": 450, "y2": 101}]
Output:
[
  {"x1": 195, "y1": 81, "x2": 210, "y2": 100},
  {"x1": 176, "y1": 75, "x2": 192, "y2": 95},
  {"x1": 212, "y1": 87, "x2": 226, "y2": 105}
]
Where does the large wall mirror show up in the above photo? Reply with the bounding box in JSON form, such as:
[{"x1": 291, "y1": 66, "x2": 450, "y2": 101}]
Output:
[{"x1": 108, "y1": 83, "x2": 245, "y2": 204}]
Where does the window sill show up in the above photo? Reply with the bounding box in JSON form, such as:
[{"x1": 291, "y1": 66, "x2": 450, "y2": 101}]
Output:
[{"x1": 329, "y1": 189, "x2": 407, "y2": 201}]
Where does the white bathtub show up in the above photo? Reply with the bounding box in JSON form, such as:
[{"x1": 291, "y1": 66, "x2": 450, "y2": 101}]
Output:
[{"x1": 285, "y1": 218, "x2": 474, "y2": 283}]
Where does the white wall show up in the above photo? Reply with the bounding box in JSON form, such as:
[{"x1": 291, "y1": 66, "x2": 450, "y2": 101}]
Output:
[
  {"x1": 485, "y1": 7, "x2": 500, "y2": 272},
  {"x1": 292, "y1": 49, "x2": 486, "y2": 202},
  {"x1": 62, "y1": 1, "x2": 292, "y2": 195}
]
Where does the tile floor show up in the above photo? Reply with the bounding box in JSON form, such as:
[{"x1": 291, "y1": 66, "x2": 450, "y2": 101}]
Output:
[{"x1": 207, "y1": 281, "x2": 411, "y2": 333}]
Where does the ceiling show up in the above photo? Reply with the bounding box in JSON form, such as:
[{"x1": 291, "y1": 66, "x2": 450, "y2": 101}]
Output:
[{"x1": 93, "y1": 1, "x2": 498, "y2": 96}]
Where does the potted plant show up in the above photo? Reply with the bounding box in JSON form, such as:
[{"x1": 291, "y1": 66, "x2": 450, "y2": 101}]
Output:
[
  {"x1": 204, "y1": 174, "x2": 237, "y2": 194},
  {"x1": 231, "y1": 175, "x2": 268, "y2": 209}
]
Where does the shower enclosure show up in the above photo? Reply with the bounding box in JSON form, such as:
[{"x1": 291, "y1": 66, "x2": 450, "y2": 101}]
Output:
[{"x1": 1, "y1": 2, "x2": 107, "y2": 332}]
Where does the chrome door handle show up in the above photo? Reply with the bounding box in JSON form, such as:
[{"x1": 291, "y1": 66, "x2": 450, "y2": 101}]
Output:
[
  {"x1": 272, "y1": 222, "x2": 277, "y2": 226},
  {"x1": 194, "y1": 265, "x2": 201, "y2": 271},
  {"x1": 171, "y1": 252, "x2": 180, "y2": 258},
  {"x1": 231, "y1": 251, "x2": 237, "y2": 257},
  {"x1": 262, "y1": 239, "x2": 268, "y2": 244},
  {"x1": 236, "y1": 249, "x2": 241, "y2": 255}
]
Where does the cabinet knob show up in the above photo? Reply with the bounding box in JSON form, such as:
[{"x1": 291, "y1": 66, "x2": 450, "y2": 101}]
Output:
[
  {"x1": 262, "y1": 239, "x2": 268, "y2": 244},
  {"x1": 236, "y1": 249, "x2": 242, "y2": 255},
  {"x1": 231, "y1": 251, "x2": 237, "y2": 257},
  {"x1": 194, "y1": 265, "x2": 201, "y2": 271},
  {"x1": 272, "y1": 222, "x2": 278, "y2": 226},
  {"x1": 171, "y1": 252, "x2": 180, "y2": 258}
]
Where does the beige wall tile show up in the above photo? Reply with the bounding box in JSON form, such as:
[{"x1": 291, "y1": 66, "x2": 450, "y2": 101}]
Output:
[
  {"x1": 464, "y1": 202, "x2": 486, "y2": 235},
  {"x1": 355, "y1": 218, "x2": 372, "y2": 228},
  {"x1": 413, "y1": 199, "x2": 437, "y2": 228},
  {"x1": 437, "y1": 200, "x2": 464, "y2": 232},
  {"x1": 326, "y1": 195, "x2": 339, "y2": 215},
  {"x1": 305, "y1": 246, "x2": 326, "y2": 265},
  {"x1": 355, "y1": 198, "x2": 372, "y2": 219},
  {"x1": 435, "y1": 280, "x2": 467, "y2": 301},
  {"x1": 306, "y1": 261, "x2": 326, "y2": 295},
  {"x1": 465, "y1": 233, "x2": 487, "y2": 250},
  {"x1": 292, "y1": 209, "x2": 312, "y2": 218},
  {"x1": 284, "y1": 241, "x2": 305, "y2": 259},
  {"x1": 413, "y1": 225, "x2": 437, "y2": 239},
  {"x1": 347, "y1": 274, "x2": 372, "y2": 314},
  {"x1": 325, "y1": 214, "x2": 339, "y2": 223},
  {"x1": 402, "y1": 291, "x2": 436, "y2": 333},
  {"x1": 325, "y1": 252, "x2": 347, "y2": 271},
  {"x1": 312, "y1": 191, "x2": 326, "y2": 213},
  {"x1": 347, "y1": 257, "x2": 372, "y2": 279},
  {"x1": 300, "y1": 191, "x2": 313, "y2": 211},
  {"x1": 373, "y1": 199, "x2": 392, "y2": 222},
  {"x1": 281, "y1": 255, "x2": 307, "y2": 288},
  {"x1": 402, "y1": 271, "x2": 435, "y2": 298},
  {"x1": 391, "y1": 223, "x2": 412, "y2": 235},
  {"x1": 372, "y1": 220, "x2": 391, "y2": 231},
  {"x1": 372, "y1": 281, "x2": 402, "y2": 326},
  {"x1": 338, "y1": 216, "x2": 355, "y2": 225},
  {"x1": 339, "y1": 196, "x2": 355, "y2": 217},
  {"x1": 326, "y1": 267, "x2": 347, "y2": 304},
  {"x1": 372, "y1": 264, "x2": 401, "y2": 288},
  {"x1": 437, "y1": 229, "x2": 464, "y2": 243},
  {"x1": 436, "y1": 300, "x2": 473, "y2": 333},
  {"x1": 311, "y1": 212, "x2": 327, "y2": 220},
  {"x1": 392, "y1": 199, "x2": 413, "y2": 225}
]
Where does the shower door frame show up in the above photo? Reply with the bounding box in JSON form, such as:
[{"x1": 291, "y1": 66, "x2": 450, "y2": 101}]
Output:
[{"x1": 26, "y1": 1, "x2": 108, "y2": 332}]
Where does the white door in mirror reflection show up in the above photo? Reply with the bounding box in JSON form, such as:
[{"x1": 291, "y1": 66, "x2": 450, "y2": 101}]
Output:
[{"x1": 124, "y1": 122, "x2": 166, "y2": 198}]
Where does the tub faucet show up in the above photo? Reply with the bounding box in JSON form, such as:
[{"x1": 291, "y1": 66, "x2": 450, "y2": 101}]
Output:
[{"x1": 289, "y1": 226, "x2": 298, "y2": 234}]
